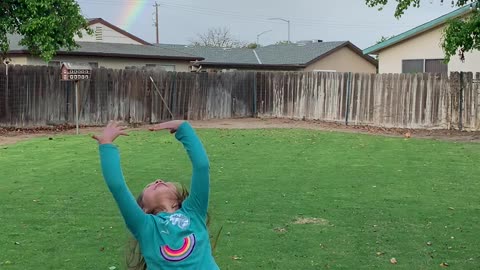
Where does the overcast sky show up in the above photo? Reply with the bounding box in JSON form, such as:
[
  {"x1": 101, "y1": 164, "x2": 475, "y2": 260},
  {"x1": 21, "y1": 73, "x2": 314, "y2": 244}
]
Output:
[{"x1": 76, "y1": 0, "x2": 460, "y2": 49}]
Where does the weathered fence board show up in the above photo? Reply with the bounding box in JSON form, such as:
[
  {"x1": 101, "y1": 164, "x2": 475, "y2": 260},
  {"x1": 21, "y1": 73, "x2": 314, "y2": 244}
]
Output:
[{"x1": 460, "y1": 72, "x2": 480, "y2": 130}]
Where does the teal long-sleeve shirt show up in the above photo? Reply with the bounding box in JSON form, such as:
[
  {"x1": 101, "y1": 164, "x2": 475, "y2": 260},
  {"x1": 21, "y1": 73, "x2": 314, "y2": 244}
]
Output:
[{"x1": 98, "y1": 122, "x2": 219, "y2": 270}]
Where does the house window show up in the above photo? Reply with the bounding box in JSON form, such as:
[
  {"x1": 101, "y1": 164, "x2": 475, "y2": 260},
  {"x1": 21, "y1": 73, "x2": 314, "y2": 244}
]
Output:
[
  {"x1": 402, "y1": 59, "x2": 423, "y2": 73},
  {"x1": 159, "y1": 65, "x2": 175, "y2": 71},
  {"x1": 145, "y1": 64, "x2": 176, "y2": 71},
  {"x1": 402, "y1": 59, "x2": 448, "y2": 74},
  {"x1": 425, "y1": 59, "x2": 448, "y2": 74}
]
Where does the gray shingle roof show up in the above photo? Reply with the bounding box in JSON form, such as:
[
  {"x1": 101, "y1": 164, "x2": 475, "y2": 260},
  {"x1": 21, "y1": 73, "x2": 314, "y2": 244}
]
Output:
[
  {"x1": 158, "y1": 44, "x2": 259, "y2": 64},
  {"x1": 72, "y1": 42, "x2": 199, "y2": 59},
  {"x1": 7, "y1": 34, "x2": 202, "y2": 60},
  {"x1": 157, "y1": 41, "x2": 372, "y2": 66},
  {"x1": 256, "y1": 41, "x2": 347, "y2": 65},
  {"x1": 7, "y1": 33, "x2": 374, "y2": 66}
]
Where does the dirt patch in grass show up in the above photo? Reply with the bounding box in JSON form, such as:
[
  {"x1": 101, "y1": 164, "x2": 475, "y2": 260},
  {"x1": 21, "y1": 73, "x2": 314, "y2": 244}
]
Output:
[
  {"x1": 293, "y1": 217, "x2": 330, "y2": 225},
  {"x1": 274, "y1": 227, "x2": 288, "y2": 233}
]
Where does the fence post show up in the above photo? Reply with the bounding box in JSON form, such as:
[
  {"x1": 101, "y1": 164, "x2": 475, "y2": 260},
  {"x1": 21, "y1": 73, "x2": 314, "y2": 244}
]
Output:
[
  {"x1": 0, "y1": 62, "x2": 11, "y2": 123},
  {"x1": 345, "y1": 72, "x2": 352, "y2": 126},
  {"x1": 5, "y1": 64, "x2": 8, "y2": 107},
  {"x1": 171, "y1": 72, "x2": 177, "y2": 120},
  {"x1": 4, "y1": 64, "x2": 9, "y2": 123},
  {"x1": 459, "y1": 71, "x2": 464, "y2": 131},
  {"x1": 253, "y1": 72, "x2": 257, "y2": 117}
]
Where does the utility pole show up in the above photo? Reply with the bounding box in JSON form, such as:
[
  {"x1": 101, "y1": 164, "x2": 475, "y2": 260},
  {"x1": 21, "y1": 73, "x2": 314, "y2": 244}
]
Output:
[{"x1": 154, "y1": 2, "x2": 160, "y2": 44}]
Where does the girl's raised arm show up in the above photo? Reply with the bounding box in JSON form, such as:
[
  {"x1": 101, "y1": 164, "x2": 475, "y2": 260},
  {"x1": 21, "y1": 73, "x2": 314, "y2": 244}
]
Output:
[{"x1": 94, "y1": 122, "x2": 148, "y2": 238}]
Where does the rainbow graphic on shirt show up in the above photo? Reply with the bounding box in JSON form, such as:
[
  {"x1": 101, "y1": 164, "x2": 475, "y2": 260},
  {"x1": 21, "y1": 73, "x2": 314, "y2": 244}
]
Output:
[{"x1": 160, "y1": 234, "x2": 196, "y2": 262}]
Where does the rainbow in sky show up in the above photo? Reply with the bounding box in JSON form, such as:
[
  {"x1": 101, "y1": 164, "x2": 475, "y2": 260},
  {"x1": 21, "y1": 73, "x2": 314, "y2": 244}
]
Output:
[{"x1": 119, "y1": 0, "x2": 150, "y2": 30}]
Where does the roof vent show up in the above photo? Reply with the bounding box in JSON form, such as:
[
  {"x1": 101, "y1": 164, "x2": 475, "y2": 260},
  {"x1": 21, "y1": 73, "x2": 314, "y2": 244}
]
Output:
[
  {"x1": 297, "y1": 40, "x2": 313, "y2": 44},
  {"x1": 297, "y1": 39, "x2": 323, "y2": 45},
  {"x1": 95, "y1": 26, "x2": 103, "y2": 41}
]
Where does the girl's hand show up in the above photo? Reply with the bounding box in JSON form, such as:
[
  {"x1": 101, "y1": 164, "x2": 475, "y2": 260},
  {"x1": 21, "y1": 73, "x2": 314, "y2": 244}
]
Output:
[
  {"x1": 149, "y1": 120, "x2": 185, "y2": 134},
  {"x1": 92, "y1": 121, "x2": 128, "y2": 144}
]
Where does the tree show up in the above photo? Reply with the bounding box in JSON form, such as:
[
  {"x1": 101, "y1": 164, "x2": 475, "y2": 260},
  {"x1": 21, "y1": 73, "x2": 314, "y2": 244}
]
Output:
[
  {"x1": 443, "y1": 8, "x2": 480, "y2": 61},
  {"x1": 365, "y1": 0, "x2": 479, "y2": 61},
  {"x1": 275, "y1": 40, "x2": 290, "y2": 45},
  {"x1": 246, "y1": 43, "x2": 260, "y2": 49},
  {"x1": 190, "y1": 27, "x2": 246, "y2": 48},
  {"x1": 376, "y1": 35, "x2": 395, "y2": 44},
  {"x1": 0, "y1": 0, "x2": 91, "y2": 62}
]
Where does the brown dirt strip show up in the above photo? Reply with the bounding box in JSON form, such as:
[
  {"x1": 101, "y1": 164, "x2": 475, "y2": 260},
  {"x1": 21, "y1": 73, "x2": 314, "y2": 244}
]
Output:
[{"x1": 1, "y1": 118, "x2": 480, "y2": 146}]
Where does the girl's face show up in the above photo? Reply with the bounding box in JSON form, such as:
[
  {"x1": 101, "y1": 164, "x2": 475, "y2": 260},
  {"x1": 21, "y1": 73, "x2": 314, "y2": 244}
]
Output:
[{"x1": 142, "y1": 180, "x2": 179, "y2": 214}]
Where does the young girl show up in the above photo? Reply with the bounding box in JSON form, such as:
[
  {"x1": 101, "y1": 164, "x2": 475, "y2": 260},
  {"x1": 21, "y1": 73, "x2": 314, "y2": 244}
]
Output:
[{"x1": 93, "y1": 120, "x2": 219, "y2": 270}]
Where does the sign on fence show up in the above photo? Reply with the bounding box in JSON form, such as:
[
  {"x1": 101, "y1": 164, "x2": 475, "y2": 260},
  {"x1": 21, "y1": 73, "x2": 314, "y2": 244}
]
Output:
[
  {"x1": 60, "y1": 62, "x2": 91, "y2": 81},
  {"x1": 60, "y1": 62, "x2": 92, "y2": 134}
]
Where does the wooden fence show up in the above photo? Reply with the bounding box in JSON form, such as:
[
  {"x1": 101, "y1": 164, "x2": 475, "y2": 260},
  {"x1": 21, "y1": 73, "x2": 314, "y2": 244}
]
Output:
[
  {"x1": 0, "y1": 65, "x2": 479, "y2": 130},
  {"x1": 256, "y1": 71, "x2": 479, "y2": 130},
  {"x1": 0, "y1": 66, "x2": 255, "y2": 127}
]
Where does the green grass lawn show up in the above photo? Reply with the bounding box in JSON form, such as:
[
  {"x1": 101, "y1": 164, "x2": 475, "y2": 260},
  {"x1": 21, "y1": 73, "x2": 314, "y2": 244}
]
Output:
[{"x1": 1, "y1": 128, "x2": 480, "y2": 270}]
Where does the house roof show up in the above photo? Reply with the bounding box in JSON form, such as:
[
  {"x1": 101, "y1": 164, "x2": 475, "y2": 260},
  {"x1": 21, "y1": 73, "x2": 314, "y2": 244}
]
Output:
[
  {"x1": 7, "y1": 34, "x2": 203, "y2": 61},
  {"x1": 256, "y1": 41, "x2": 377, "y2": 66},
  {"x1": 158, "y1": 44, "x2": 259, "y2": 64},
  {"x1": 255, "y1": 41, "x2": 346, "y2": 65},
  {"x1": 87, "y1": 18, "x2": 151, "y2": 45},
  {"x1": 157, "y1": 41, "x2": 377, "y2": 67},
  {"x1": 363, "y1": 3, "x2": 475, "y2": 55},
  {"x1": 192, "y1": 62, "x2": 306, "y2": 70}
]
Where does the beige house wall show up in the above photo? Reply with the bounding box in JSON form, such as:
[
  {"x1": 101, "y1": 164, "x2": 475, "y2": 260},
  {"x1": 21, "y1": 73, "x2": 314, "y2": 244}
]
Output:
[
  {"x1": 25, "y1": 55, "x2": 191, "y2": 72},
  {"x1": 7, "y1": 56, "x2": 28, "y2": 65},
  {"x1": 377, "y1": 26, "x2": 445, "y2": 74},
  {"x1": 377, "y1": 25, "x2": 480, "y2": 73},
  {"x1": 304, "y1": 47, "x2": 376, "y2": 73},
  {"x1": 75, "y1": 23, "x2": 143, "y2": 45},
  {"x1": 449, "y1": 50, "x2": 480, "y2": 72}
]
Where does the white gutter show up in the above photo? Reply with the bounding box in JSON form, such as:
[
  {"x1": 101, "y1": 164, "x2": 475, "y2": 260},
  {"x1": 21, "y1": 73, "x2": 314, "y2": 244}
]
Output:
[{"x1": 253, "y1": 49, "x2": 262, "y2": 64}]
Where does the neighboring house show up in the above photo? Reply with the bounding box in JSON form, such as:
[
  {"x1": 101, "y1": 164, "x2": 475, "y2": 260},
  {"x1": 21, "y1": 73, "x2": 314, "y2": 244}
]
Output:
[
  {"x1": 158, "y1": 40, "x2": 377, "y2": 73},
  {"x1": 5, "y1": 18, "x2": 202, "y2": 71},
  {"x1": 363, "y1": 4, "x2": 480, "y2": 74}
]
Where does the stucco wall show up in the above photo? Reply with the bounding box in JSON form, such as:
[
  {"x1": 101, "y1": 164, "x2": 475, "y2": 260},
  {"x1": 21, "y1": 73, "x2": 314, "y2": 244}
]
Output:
[
  {"x1": 305, "y1": 47, "x2": 376, "y2": 73},
  {"x1": 75, "y1": 23, "x2": 143, "y2": 45},
  {"x1": 449, "y1": 50, "x2": 480, "y2": 72},
  {"x1": 377, "y1": 27, "x2": 445, "y2": 74},
  {"x1": 377, "y1": 25, "x2": 480, "y2": 73},
  {"x1": 6, "y1": 56, "x2": 28, "y2": 65},
  {"x1": 25, "y1": 55, "x2": 191, "y2": 72}
]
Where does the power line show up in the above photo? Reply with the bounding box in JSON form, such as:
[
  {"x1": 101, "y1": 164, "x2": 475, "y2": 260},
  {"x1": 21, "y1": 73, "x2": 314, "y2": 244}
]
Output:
[{"x1": 77, "y1": 0, "x2": 418, "y2": 28}]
